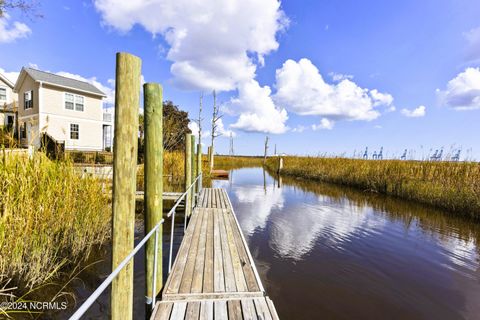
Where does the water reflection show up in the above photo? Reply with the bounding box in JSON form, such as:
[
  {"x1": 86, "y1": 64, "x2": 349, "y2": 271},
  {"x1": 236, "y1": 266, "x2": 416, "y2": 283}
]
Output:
[
  {"x1": 227, "y1": 170, "x2": 284, "y2": 237},
  {"x1": 215, "y1": 168, "x2": 480, "y2": 320}
]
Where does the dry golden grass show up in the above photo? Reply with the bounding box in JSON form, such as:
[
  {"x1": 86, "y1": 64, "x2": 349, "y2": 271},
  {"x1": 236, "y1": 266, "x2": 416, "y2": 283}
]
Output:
[
  {"x1": 214, "y1": 155, "x2": 263, "y2": 170},
  {"x1": 0, "y1": 152, "x2": 110, "y2": 293},
  {"x1": 266, "y1": 156, "x2": 480, "y2": 218}
]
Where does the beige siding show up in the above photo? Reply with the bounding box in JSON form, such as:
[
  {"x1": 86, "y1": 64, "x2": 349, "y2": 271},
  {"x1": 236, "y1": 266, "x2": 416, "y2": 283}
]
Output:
[
  {"x1": 41, "y1": 84, "x2": 103, "y2": 121},
  {"x1": 40, "y1": 114, "x2": 104, "y2": 151},
  {"x1": 17, "y1": 75, "x2": 39, "y2": 118}
]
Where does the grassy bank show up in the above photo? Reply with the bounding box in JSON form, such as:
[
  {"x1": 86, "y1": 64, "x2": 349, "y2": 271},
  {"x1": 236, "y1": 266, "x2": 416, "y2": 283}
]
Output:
[
  {"x1": 214, "y1": 155, "x2": 263, "y2": 170},
  {"x1": 266, "y1": 156, "x2": 480, "y2": 219},
  {"x1": 0, "y1": 153, "x2": 110, "y2": 297}
]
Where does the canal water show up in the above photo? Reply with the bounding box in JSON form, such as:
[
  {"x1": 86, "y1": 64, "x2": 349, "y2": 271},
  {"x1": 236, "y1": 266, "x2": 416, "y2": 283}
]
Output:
[{"x1": 213, "y1": 168, "x2": 480, "y2": 320}]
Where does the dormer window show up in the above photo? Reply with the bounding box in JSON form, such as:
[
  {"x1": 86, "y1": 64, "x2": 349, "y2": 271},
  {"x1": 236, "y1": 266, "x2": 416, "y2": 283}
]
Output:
[
  {"x1": 24, "y1": 91, "x2": 33, "y2": 109},
  {"x1": 65, "y1": 93, "x2": 84, "y2": 111}
]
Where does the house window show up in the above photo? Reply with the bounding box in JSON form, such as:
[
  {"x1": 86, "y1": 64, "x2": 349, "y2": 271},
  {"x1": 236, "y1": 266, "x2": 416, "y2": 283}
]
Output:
[
  {"x1": 24, "y1": 91, "x2": 33, "y2": 109},
  {"x1": 65, "y1": 93, "x2": 84, "y2": 111},
  {"x1": 75, "y1": 95, "x2": 84, "y2": 111},
  {"x1": 0, "y1": 87, "x2": 6, "y2": 101},
  {"x1": 70, "y1": 123, "x2": 79, "y2": 140},
  {"x1": 65, "y1": 93, "x2": 74, "y2": 110}
]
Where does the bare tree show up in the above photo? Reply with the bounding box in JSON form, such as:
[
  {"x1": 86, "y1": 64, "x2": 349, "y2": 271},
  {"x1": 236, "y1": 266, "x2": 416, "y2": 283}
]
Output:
[
  {"x1": 264, "y1": 136, "x2": 269, "y2": 164},
  {"x1": 194, "y1": 93, "x2": 203, "y2": 145},
  {"x1": 210, "y1": 90, "x2": 223, "y2": 151},
  {"x1": 229, "y1": 132, "x2": 234, "y2": 156}
]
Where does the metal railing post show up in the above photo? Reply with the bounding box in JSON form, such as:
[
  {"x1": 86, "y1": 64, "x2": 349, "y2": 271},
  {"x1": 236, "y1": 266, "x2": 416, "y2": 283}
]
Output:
[
  {"x1": 152, "y1": 228, "x2": 159, "y2": 311},
  {"x1": 168, "y1": 209, "x2": 175, "y2": 273}
]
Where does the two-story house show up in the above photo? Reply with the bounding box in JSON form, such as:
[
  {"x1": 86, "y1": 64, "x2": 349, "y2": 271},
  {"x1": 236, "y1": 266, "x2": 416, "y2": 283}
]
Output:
[
  {"x1": 0, "y1": 72, "x2": 18, "y2": 131},
  {"x1": 14, "y1": 67, "x2": 113, "y2": 151}
]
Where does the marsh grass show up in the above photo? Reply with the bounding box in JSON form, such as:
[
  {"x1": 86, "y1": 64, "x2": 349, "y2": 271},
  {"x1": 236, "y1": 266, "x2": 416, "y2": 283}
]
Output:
[
  {"x1": 214, "y1": 155, "x2": 263, "y2": 170},
  {"x1": 266, "y1": 156, "x2": 480, "y2": 219},
  {"x1": 0, "y1": 152, "x2": 110, "y2": 299}
]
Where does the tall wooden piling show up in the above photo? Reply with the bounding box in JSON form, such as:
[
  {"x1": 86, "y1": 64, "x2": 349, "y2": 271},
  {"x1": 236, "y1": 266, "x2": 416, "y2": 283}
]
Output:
[
  {"x1": 196, "y1": 143, "x2": 202, "y2": 190},
  {"x1": 111, "y1": 52, "x2": 141, "y2": 320},
  {"x1": 185, "y1": 133, "x2": 192, "y2": 217},
  {"x1": 143, "y1": 83, "x2": 163, "y2": 311},
  {"x1": 191, "y1": 135, "x2": 196, "y2": 204}
]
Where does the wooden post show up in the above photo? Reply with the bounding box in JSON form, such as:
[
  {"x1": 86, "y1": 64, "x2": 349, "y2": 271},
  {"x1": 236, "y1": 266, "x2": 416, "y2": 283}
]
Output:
[
  {"x1": 185, "y1": 133, "x2": 192, "y2": 217},
  {"x1": 209, "y1": 145, "x2": 214, "y2": 170},
  {"x1": 190, "y1": 135, "x2": 196, "y2": 205},
  {"x1": 197, "y1": 143, "x2": 202, "y2": 190},
  {"x1": 278, "y1": 157, "x2": 283, "y2": 174},
  {"x1": 111, "y1": 52, "x2": 141, "y2": 320},
  {"x1": 143, "y1": 83, "x2": 163, "y2": 311}
]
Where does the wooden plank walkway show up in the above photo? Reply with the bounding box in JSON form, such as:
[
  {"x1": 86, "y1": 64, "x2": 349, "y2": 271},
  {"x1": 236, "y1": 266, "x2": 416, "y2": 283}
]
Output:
[{"x1": 152, "y1": 188, "x2": 279, "y2": 320}]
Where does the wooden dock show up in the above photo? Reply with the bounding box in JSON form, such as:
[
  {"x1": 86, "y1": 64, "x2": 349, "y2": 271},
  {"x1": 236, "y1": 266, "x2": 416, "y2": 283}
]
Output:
[{"x1": 151, "y1": 188, "x2": 279, "y2": 320}]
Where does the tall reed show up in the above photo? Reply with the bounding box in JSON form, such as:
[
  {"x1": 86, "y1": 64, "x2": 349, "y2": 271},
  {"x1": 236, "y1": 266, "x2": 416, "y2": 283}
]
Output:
[
  {"x1": 0, "y1": 152, "x2": 110, "y2": 292},
  {"x1": 266, "y1": 156, "x2": 480, "y2": 219}
]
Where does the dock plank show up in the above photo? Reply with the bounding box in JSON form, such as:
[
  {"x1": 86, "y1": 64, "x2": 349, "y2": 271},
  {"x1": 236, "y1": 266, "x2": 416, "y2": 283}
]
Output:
[
  {"x1": 199, "y1": 301, "x2": 213, "y2": 320},
  {"x1": 223, "y1": 208, "x2": 248, "y2": 292},
  {"x1": 218, "y1": 208, "x2": 237, "y2": 292},
  {"x1": 191, "y1": 208, "x2": 208, "y2": 293},
  {"x1": 164, "y1": 207, "x2": 202, "y2": 294},
  {"x1": 213, "y1": 209, "x2": 225, "y2": 292},
  {"x1": 227, "y1": 300, "x2": 243, "y2": 320},
  {"x1": 203, "y1": 207, "x2": 214, "y2": 293},
  {"x1": 170, "y1": 302, "x2": 187, "y2": 320},
  {"x1": 214, "y1": 301, "x2": 227, "y2": 319},
  {"x1": 185, "y1": 301, "x2": 200, "y2": 320},
  {"x1": 179, "y1": 208, "x2": 205, "y2": 293}
]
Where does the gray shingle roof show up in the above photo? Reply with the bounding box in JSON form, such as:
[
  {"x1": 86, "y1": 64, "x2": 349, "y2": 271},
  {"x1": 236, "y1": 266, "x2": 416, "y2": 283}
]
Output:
[{"x1": 24, "y1": 68, "x2": 106, "y2": 96}]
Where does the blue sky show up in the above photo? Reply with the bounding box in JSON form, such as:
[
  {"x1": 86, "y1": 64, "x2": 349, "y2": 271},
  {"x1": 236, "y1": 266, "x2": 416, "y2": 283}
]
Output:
[{"x1": 1, "y1": 0, "x2": 479, "y2": 159}]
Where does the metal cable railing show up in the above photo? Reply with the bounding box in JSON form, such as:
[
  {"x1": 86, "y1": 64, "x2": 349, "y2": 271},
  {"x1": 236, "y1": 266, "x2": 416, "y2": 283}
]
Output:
[{"x1": 69, "y1": 173, "x2": 202, "y2": 320}]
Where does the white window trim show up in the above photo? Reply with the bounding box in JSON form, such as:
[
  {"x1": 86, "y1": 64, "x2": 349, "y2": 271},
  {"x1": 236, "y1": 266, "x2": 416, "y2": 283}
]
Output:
[
  {"x1": 24, "y1": 90, "x2": 33, "y2": 109},
  {"x1": 64, "y1": 92, "x2": 85, "y2": 112},
  {"x1": 70, "y1": 123, "x2": 79, "y2": 140},
  {"x1": 0, "y1": 86, "x2": 7, "y2": 101}
]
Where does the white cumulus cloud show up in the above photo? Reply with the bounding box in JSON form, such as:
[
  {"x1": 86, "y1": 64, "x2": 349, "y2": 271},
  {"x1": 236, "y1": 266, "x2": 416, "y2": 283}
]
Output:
[
  {"x1": 312, "y1": 118, "x2": 334, "y2": 130},
  {"x1": 274, "y1": 59, "x2": 395, "y2": 127},
  {"x1": 94, "y1": 0, "x2": 287, "y2": 92},
  {"x1": 401, "y1": 105, "x2": 426, "y2": 117},
  {"x1": 94, "y1": 0, "x2": 288, "y2": 134},
  {"x1": 0, "y1": 14, "x2": 31, "y2": 43},
  {"x1": 230, "y1": 79, "x2": 288, "y2": 134},
  {"x1": 436, "y1": 67, "x2": 480, "y2": 110}
]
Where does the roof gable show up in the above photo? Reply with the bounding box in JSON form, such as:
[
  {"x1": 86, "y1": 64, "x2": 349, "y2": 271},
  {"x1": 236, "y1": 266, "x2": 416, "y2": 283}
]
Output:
[
  {"x1": 15, "y1": 68, "x2": 106, "y2": 97},
  {"x1": 0, "y1": 73, "x2": 14, "y2": 88}
]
